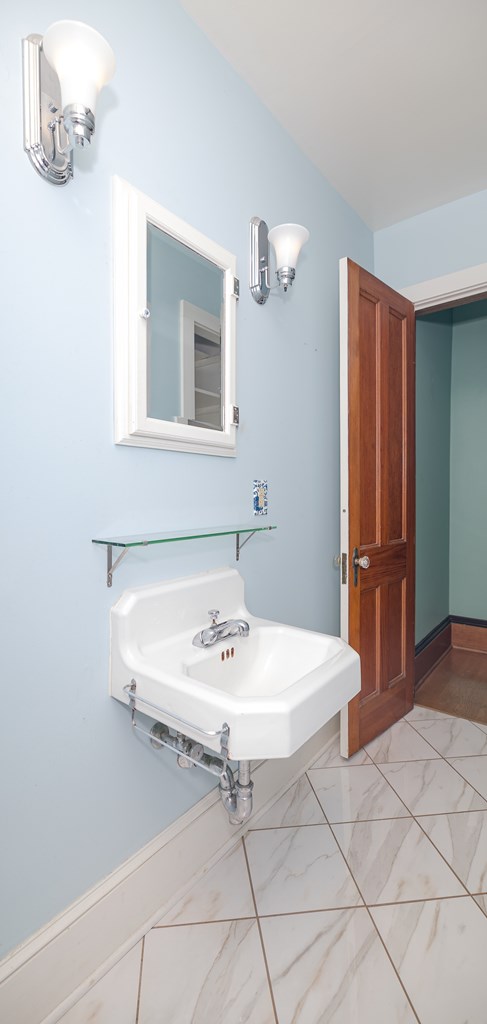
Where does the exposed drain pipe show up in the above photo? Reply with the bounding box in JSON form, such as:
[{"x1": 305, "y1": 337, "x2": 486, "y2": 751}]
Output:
[
  {"x1": 219, "y1": 761, "x2": 253, "y2": 826},
  {"x1": 146, "y1": 719, "x2": 253, "y2": 826}
]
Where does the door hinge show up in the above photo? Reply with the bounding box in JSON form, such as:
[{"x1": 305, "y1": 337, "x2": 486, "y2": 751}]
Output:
[
  {"x1": 233, "y1": 277, "x2": 240, "y2": 299},
  {"x1": 335, "y1": 553, "x2": 348, "y2": 584},
  {"x1": 232, "y1": 405, "x2": 240, "y2": 425}
]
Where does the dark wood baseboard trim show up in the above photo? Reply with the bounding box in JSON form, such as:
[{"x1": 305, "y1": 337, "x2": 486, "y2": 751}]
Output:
[
  {"x1": 415, "y1": 620, "x2": 451, "y2": 688},
  {"x1": 450, "y1": 615, "x2": 487, "y2": 628},
  {"x1": 415, "y1": 615, "x2": 487, "y2": 688},
  {"x1": 451, "y1": 621, "x2": 487, "y2": 653},
  {"x1": 415, "y1": 616, "x2": 451, "y2": 656}
]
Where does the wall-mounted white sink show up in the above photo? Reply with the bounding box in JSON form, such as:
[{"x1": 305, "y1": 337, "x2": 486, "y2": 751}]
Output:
[{"x1": 110, "y1": 567, "x2": 360, "y2": 760}]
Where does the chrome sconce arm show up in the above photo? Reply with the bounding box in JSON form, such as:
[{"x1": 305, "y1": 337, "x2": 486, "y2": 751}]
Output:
[
  {"x1": 249, "y1": 217, "x2": 309, "y2": 304},
  {"x1": 22, "y1": 21, "x2": 115, "y2": 186}
]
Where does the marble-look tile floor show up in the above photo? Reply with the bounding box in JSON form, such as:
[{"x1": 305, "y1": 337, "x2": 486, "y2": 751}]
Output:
[{"x1": 59, "y1": 707, "x2": 487, "y2": 1023}]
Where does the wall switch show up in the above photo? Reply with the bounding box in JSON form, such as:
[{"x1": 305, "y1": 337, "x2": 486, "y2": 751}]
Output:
[{"x1": 253, "y1": 479, "x2": 268, "y2": 515}]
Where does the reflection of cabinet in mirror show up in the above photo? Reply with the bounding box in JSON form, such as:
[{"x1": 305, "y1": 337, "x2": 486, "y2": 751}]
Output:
[
  {"x1": 179, "y1": 302, "x2": 222, "y2": 430},
  {"x1": 113, "y1": 177, "x2": 238, "y2": 456}
]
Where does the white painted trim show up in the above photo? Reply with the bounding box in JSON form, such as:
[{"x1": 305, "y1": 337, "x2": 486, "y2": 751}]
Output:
[
  {"x1": 338, "y1": 258, "x2": 349, "y2": 646},
  {"x1": 401, "y1": 262, "x2": 487, "y2": 311},
  {"x1": 338, "y1": 258, "x2": 350, "y2": 757},
  {"x1": 112, "y1": 177, "x2": 237, "y2": 456},
  {"x1": 0, "y1": 717, "x2": 338, "y2": 1024}
]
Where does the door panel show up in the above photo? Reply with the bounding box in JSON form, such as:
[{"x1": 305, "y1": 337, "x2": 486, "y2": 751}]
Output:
[
  {"x1": 359, "y1": 589, "x2": 380, "y2": 700},
  {"x1": 340, "y1": 259, "x2": 415, "y2": 755}
]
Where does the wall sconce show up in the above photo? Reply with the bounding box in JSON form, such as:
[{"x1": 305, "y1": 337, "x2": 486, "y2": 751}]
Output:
[
  {"x1": 249, "y1": 217, "x2": 309, "y2": 304},
  {"x1": 22, "y1": 20, "x2": 115, "y2": 185}
]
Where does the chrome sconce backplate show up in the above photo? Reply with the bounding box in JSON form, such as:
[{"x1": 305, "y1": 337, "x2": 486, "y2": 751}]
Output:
[
  {"x1": 22, "y1": 34, "x2": 73, "y2": 185},
  {"x1": 249, "y1": 216, "x2": 271, "y2": 305}
]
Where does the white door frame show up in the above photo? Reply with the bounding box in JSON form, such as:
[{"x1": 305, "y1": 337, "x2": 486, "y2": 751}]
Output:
[
  {"x1": 339, "y1": 259, "x2": 487, "y2": 754},
  {"x1": 400, "y1": 262, "x2": 487, "y2": 312}
]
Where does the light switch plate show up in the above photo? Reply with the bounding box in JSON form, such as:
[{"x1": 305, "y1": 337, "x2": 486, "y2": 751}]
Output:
[{"x1": 253, "y1": 479, "x2": 268, "y2": 515}]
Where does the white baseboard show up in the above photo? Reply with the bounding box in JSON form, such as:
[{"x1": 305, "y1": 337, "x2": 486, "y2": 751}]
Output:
[{"x1": 0, "y1": 716, "x2": 338, "y2": 1024}]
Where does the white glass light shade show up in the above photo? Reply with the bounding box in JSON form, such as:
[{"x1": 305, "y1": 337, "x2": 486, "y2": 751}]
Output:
[
  {"x1": 268, "y1": 223, "x2": 309, "y2": 271},
  {"x1": 42, "y1": 20, "x2": 115, "y2": 116}
]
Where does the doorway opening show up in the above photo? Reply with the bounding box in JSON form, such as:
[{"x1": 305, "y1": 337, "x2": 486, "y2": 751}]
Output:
[{"x1": 414, "y1": 294, "x2": 487, "y2": 724}]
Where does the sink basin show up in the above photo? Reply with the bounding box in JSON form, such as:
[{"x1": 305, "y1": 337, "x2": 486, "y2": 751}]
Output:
[
  {"x1": 110, "y1": 567, "x2": 360, "y2": 760},
  {"x1": 186, "y1": 626, "x2": 342, "y2": 696}
]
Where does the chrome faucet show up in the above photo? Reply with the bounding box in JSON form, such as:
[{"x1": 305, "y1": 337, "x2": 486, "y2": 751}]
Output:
[{"x1": 192, "y1": 609, "x2": 250, "y2": 648}]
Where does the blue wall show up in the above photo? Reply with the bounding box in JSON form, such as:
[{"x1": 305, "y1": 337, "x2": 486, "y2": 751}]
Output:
[
  {"x1": 0, "y1": 1, "x2": 372, "y2": 955},
  {"x1": 415, "y1": 313, "x2": 452, "y2": 642},
  {"x1": 374, "y1": 189, "x2": 487, "y2": 289}
]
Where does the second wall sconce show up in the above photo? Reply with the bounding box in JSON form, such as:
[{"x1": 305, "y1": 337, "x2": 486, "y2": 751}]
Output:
[
  {"x1": 249, "y1": 217, "x2": 309, "y2": 304},
  {"x1": 22, "y1": 20, "x2": 115, "y2": 185}
]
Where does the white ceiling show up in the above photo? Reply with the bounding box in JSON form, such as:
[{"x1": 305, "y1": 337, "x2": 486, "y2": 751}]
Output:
[{"x1": 180, "y1": 0, "x2": 487, "y2": 229}]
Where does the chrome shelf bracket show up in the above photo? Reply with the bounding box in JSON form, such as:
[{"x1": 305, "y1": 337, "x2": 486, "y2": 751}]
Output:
[
  {"x1": 236, "y1": 530, "x2": 256, "y2": 561},
  {"x1": 106, "y1": 545, "x2": 129, "y2": 588}
]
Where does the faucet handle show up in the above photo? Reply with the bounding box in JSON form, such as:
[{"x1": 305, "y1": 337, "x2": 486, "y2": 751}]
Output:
[{"x1": 208, "y1": 609, "x2": 220, "y2": 624}]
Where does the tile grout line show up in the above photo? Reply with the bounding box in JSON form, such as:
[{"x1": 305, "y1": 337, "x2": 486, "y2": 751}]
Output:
[
  {"x1": 318, "y1": 812, "x2": 421, "y2": 1024},
  {"x1": 249, "y1": 814, "x2": 412, "y2": 831},
  {"x1": 365, "y1": 719, "x2": 444, "y2": 763},
  {"x1": 414, "y1": 807, "x2": 487, "y2": 818},
  {"x1": 406, "y1": 717, "x2": 487, "y2": 761},
  {"x1": 307, "y1": 760, "x2": 374, "y2": 770},
  {"x1": 134, "y1": 935, "x2": 145, "y2": 1024},
  {"x1": 309, "y1": 756, "x2": 441, "y2": 767},
  {"x1": 411, "y1": 704, "x2": 487, "y2": 735},
  {"x1": 304, "y1": 766, "x2": 425, "y2": 1022},
  {"x1": 369, "y1": 729, "x2": 487, "y2": 809},
  {"x1": 402, "y1": 723, "x2": 443, "y2": 759},
  {"x1": 306, "y1": 760, "x2": 413, "y2": 821},
  {"x1": 473, "y1": 895, "x2": 487, "y2": 918},
  {"x1": 411, "y1": 813, "x2": 475, "y2": 897},
  {"x1": 307, "y1": 759, "x2": 478, "y2": 907},
  {"x1": 470, "y1": 721, "x2": 487, "y2": 737},
  {"x1": 153, "y1": 915, "x2": 256, "y2": 929},
  {"x1": 369, "y1": 736, "x2": 484, "y2": 897},
  {"x1": 444, "y1": 756, "x2": 487, "y2": 804},
  {"x1": 240, "y1": 836, "x2": 280, "y2": 1024},
  {"x1": 362, "y1": 904, "x2": 421, "y2": 1024},
  {"x1": 144, "y1": 892, "x2": 479, "y2": 929},
  {"x1": 411, "y1": 724, "x2": 486, "y2": 802},
  {"x1": 252, "y1": 892, "x2": 473, "y2": 915}
]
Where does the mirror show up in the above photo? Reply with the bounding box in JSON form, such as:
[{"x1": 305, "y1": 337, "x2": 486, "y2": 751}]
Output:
[
  {"x1": 147, "y1": 226, "x2": 223, "y2": 430},
  {"x1": 113, "y1": 178, "x2": 238, "y2": 456}
]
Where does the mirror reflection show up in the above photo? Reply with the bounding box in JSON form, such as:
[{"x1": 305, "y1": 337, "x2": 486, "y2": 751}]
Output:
[{"x1": 147, "y1": 224, "x2": 223, "y2": 431}]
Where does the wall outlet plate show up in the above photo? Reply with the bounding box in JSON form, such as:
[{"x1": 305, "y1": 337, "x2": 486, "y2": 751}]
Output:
[{"x1": 253, "y1": 479, "x2": 268, "y2": 515}]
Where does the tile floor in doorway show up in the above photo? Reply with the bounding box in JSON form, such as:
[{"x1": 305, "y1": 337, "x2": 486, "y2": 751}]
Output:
[{"x1": 60, "y1": 706, "x2": 487, "y2": 1023}]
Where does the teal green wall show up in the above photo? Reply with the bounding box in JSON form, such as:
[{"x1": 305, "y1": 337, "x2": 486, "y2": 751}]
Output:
[
  {"x1": 416, "y1": 299, "x2": 487, "y2": 642},
  {"x1": 450, "y1": 301, "x2": 487, "y2": 617},
  {"x1": 415, "y1": 312, "x2": 452, "y2": 642}
]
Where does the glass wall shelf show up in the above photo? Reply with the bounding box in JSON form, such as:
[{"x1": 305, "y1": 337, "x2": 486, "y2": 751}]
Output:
[{"x1": 92, "y1": 523, "x2": 276, "y2": 587}]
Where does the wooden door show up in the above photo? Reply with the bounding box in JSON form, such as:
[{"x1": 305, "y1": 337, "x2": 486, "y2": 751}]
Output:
[{"x1": 339, "y1": 259, "x2": 415, "y2": 756}]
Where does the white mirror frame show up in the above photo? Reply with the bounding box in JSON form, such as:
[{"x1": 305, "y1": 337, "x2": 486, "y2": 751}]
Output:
[{"x1": 113, "y1": 176, "x2": 238, "y2": 456}]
